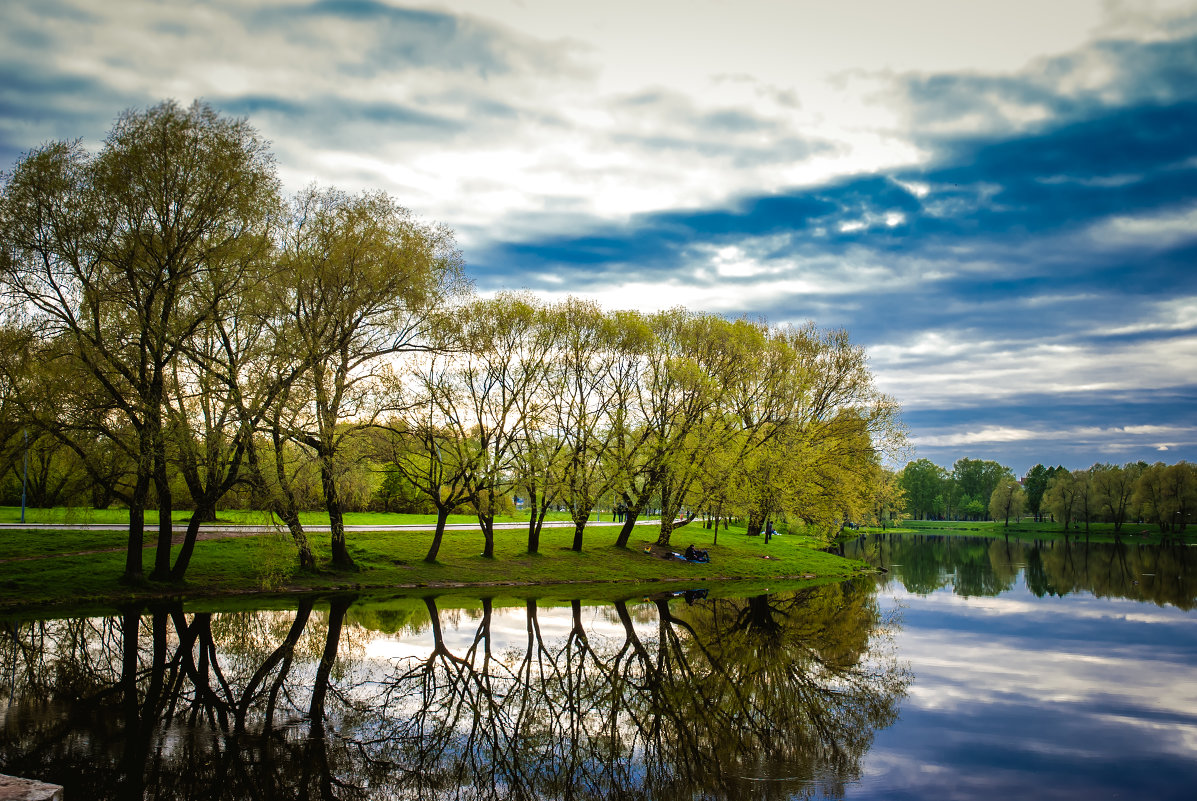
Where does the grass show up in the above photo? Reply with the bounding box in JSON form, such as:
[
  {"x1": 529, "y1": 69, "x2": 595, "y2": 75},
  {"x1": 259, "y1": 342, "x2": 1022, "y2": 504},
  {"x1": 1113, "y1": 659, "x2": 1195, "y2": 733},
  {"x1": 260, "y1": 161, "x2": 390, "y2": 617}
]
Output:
[
  {"x1": 860, "y1": 518, "x2": 1194, "y2": 545},
  {"x1": 0, "y1": 519, "x2": 867, "y2": 614},
  {"x1": 0, "y1": 505, "x2": 581, "y2": 527}
]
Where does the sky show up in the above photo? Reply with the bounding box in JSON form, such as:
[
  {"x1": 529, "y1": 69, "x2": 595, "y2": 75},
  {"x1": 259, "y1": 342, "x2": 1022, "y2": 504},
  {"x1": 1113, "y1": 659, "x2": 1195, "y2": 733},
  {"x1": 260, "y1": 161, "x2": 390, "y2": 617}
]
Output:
[{"x1": 2, "y1": 0, "x2": 1195, "y2": 475}]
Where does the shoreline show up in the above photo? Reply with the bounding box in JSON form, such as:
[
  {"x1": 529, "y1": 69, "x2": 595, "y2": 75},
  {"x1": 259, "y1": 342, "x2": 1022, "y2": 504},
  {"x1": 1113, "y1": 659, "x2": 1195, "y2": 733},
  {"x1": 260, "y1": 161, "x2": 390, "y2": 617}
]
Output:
[{"x1": 0, "y1": 524, "x2": 871, "y2": 615}]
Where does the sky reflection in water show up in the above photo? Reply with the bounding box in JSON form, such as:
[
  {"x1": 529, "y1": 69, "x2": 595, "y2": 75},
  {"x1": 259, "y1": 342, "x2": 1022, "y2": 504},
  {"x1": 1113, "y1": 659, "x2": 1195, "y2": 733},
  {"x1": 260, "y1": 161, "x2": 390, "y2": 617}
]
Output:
[
  {"x1": 1, "y1": 536, "x2": 1195, "y2": 799},
  {"x1": 853, "y1": 536, "x2": 1197, "y2": 801}
]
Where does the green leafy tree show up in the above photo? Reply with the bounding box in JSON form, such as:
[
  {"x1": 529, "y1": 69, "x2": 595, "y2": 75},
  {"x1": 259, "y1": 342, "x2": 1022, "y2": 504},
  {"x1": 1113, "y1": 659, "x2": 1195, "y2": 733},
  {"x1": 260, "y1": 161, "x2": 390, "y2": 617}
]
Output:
[
  {"x1": 1164, "y1": 462, "x2": 1197, "y2": 532},
  {"x1": 950, "y1": 458, "x2": 1013, "y2": 520},
  {"x1": 1023, "y1": 463, "x2": 1051, "y2": 522},
  {"x1": 1090, "y1": 462, "x2": 1141, "y2": 533},
  {"x1": 988, "y1": 478, "x2": 1025, "y2": 526},
  {"x1": 900, "y1": 459, "x2": 948, "y2": 520},
  {"x1": 1044, "y1": 469, "x2": 1079, "y2": 533},
  {"x1": 270, "y1": 186, "x2": 464, "y2": 569},
  {"x1": 0, "y1": 100, "x2": 279, "y2": 582}
]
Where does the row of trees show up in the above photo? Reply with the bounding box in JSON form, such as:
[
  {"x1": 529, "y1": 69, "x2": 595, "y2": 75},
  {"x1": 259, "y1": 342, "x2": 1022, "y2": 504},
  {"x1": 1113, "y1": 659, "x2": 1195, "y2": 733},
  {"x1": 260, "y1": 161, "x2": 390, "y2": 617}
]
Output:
[
  {"x1": 899, "y1": 457, "x2": 1196, "y2": 533},
  {"x1": 0, "y1": 100, "x2": 903, "y2": 584},
  {"x1": 899, "y1": 457, "x2": 1014, "y2": 521},
  {"x1": 376, "y1": 297, "x2": 904, "y2": 562},
  {"x1": 1039, "y1": 461, "x2": 1195, "y2": 534}
]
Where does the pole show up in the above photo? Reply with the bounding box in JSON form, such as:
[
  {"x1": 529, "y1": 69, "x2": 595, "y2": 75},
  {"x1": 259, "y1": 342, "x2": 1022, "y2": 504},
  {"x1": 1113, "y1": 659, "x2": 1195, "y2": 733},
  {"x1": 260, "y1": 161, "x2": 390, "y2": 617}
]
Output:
[{"x1": 21, "y1": 428, "x2": 28, "y2": 524}]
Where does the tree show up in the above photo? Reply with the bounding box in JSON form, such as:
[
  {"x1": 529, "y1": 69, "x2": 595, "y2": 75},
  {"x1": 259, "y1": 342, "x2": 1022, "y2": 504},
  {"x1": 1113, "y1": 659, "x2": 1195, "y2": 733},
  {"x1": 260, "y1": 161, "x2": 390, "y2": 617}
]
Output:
[
  {"x1": 900, "y1": 459, "x2": 948, "y2": 520},
  {"x1": 383, "y1": 348, "x2": 479, "y2": 564},
  {"x1": 1044, "y1": 470, "x2": 1079, "y2": 533},
  {"x1": 270, "y1": 186, "x2": 464, "y2": 569},
  {"x1": 1163, "y1": 462, "x2": 1197, "y2": 532},
  {"x1": 1071, "y1": 468, "x2": 1097, "y2": 537},
  {"x1": 867, "y1": 466, "x2": 905, "y2": 529},
  {"x1": 1138, "y1": 462, "x2": 1197, "y2": 533},
  {"x1": 1090, "y1": 462, "x2": 1141, "y2": 533},
  {"x1": 950, "y1": 458, "x2": 1012, "y2": 520},
  {"x1": 1023, "y1": 463, "x2": 1050, "y2": 522},
  {"x1": 503, "y1": 299, "x2": 563, "y2": 554},
  {"x1": 988, "y1": 478, "x2": 1025, "y2": 527},
  {"x1": 450, "y1": 295, "x2": 548, "y2": 558},
  {"x1": 163, "y1": 252, "x2": 309, "y2": 577},
  {"x1": 0, "y1": 100, "x2": 279, "y2": 582},
  {"x1": 549, "y1": 298, "x2": 624, "y2": 552}
]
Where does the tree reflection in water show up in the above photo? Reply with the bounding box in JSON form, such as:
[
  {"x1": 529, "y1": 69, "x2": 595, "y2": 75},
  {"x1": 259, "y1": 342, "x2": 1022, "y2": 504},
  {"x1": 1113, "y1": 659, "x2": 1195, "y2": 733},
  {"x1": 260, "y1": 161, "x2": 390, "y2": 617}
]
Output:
[
  {"x1": 0, "y1": 583, "x2": 907, "y2": 800},
  {"x1": 851, "y1": 533, "x2": 1197, "y2": 607}
]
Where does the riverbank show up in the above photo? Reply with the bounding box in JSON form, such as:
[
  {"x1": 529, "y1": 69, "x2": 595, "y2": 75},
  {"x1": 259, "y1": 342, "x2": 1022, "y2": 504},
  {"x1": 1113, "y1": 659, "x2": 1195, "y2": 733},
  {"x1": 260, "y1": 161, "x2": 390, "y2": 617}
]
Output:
[
  {"x1": 866, "y1": 519, "x2": 1195, "y2": 544},
  {"x1": 0, "y1": 521, "x2": 867, "y2": 614}
]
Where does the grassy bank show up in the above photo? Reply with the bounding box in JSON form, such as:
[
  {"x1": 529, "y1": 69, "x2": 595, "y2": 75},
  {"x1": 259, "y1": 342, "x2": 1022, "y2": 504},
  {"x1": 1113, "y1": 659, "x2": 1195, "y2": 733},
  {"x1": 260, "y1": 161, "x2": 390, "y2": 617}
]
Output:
[
  {"x1": 0, "y1": 520, "x2": 866, "y2": 613},
  {"x1": 863, "y1": 518, "x2": 1193, "y2": 545},
  {"x1": 0, "y1": 505, "x2": 575, "y2": 527}
]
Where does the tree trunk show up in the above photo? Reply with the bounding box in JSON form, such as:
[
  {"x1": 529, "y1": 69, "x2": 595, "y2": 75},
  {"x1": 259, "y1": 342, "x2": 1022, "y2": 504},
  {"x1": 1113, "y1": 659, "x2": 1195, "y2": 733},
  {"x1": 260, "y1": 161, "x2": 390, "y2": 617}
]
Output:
[
  {"x1": 746, "y1": 509, "x2": 764, "y2": 537},
  {"x1": 150, "y1": 446, "x2": 174, "y2": 581},
  {"x1": 424, "y1": 505, "x2": 451, "y2": 563},
  {"x1": 528, "y1": 507, "x2": 550, "y2": 555},
  {"x1": 614, "y1": 504, "x2": 642, "y2": 549},
  {"x1": 168, "y1": 503, "x2": 210, "y2": 581},
  {"x1": 614, "y1": 485, "x2": 654, "y2": 549},
  {"x1": 480, "y1": 512, "x2": 495, "y2": 559},
  {"x1": 192, "y1": 506, "x2": 217, "y2": 523},
  {"x1": 122, "y1": 470, "x2": 151, "y2": 584},
  {"x1": 320, "y1": 455, "x2": 355, "y2": 570},
  {"x1": 656, "y1": 516, "x2": 675, "y2": 547},
  {"x1": 571, "y1": 514, "x2": 588, "y2": 552},
  {"x1": 525, "y1": 486, "x2": 541, "y2": 553},
  {"x1": 252, "y1": 432, "x2": 315, "y2": 569}
]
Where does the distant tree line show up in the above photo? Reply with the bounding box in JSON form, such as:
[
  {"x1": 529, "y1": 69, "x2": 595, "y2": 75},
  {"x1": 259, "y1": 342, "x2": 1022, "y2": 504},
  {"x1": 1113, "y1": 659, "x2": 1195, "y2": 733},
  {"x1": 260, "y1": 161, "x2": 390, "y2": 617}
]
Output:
[
  {"x1": 0, "y1": 100, "x2": 903, "y2": 584},
  {"x1": 899, "y1": 457, "x2": 1196, "y2": 533}
]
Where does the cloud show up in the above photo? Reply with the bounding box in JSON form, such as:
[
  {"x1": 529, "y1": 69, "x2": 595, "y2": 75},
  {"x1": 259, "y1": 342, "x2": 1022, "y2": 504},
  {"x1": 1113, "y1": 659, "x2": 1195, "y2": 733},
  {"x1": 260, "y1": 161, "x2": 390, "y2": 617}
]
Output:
[{"x1": 2, "y1": 1, "x2": 1196, "y2": 470}]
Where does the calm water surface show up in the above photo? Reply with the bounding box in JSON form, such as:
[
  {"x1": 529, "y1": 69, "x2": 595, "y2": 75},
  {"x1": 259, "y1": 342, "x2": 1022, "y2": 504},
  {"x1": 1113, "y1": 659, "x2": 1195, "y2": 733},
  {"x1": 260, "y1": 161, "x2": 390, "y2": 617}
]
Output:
[
  {"x1": 846, "y1": 534, "x2": 1197, "y2": 800},
  {"x1": 1, "y1": 534, "x2": 1194, "y2": 799}
]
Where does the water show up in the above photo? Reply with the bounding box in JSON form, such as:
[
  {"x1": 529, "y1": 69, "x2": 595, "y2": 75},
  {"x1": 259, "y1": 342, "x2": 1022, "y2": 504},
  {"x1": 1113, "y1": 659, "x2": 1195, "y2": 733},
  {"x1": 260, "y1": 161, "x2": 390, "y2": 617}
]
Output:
[
  {"x1": 846, "y1": 534, "x2": 1197, "y2": 801},
  {"x1": 1, "y1": 534, "x2": 1194, "y2": 799}
]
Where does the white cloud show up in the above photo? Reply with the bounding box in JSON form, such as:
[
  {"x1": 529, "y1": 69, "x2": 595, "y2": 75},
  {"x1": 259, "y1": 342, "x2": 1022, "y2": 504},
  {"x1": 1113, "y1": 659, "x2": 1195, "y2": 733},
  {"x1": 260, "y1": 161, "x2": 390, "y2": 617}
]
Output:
[
  {"x1": 872, "y1": 332, "x2": 1197, "y2": 409},
  {"x1": 1087, "y1": 205, "x2": 1197, "y2": 252},
  {"x1": 10, "y1": 0, "x2": 1187, "y2": 240},
  {"x1": 913, "y1": 423, "x2": 1197, "y2": 450},
  {"x1": 1104, "y1": 297, "x2": 1197, "y2": 335}
]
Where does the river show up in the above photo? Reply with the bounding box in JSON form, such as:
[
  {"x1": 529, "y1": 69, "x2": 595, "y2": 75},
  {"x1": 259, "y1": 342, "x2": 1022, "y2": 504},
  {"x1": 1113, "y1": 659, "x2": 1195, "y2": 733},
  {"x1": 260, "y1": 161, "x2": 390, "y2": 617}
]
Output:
[{"x1": 1, "y1": 534, "x2": 1194, "y2": 799}]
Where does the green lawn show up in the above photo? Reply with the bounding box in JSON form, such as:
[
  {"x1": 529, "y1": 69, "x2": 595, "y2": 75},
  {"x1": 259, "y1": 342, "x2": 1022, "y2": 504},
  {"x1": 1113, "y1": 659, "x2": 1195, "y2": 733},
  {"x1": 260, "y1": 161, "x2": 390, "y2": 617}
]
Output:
[
  {"x1": 0, "y1": 505, "x2": 579, "y2": 526},
  {"x1": 0, "y1": 519, "x2": 867, "y2": 613}
]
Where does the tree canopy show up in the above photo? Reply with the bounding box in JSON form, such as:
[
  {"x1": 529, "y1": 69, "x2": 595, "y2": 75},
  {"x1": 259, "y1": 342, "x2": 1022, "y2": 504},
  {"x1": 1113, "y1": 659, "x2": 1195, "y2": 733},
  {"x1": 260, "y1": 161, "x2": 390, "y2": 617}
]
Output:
[{"x1": 1, "y1": 100, "x2": 906, "y2": 581}]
